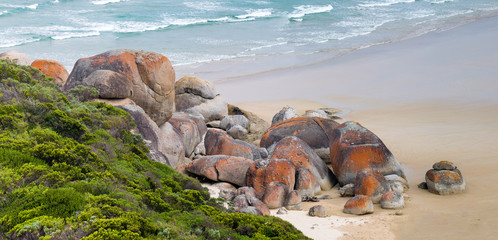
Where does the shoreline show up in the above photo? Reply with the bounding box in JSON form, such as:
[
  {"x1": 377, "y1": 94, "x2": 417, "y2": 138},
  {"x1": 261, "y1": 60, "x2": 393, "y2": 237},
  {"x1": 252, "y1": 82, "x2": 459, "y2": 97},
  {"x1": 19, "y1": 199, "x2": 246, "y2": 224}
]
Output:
[{"x1": 212, "y1": 16, "x2": 498, "y2": 239}]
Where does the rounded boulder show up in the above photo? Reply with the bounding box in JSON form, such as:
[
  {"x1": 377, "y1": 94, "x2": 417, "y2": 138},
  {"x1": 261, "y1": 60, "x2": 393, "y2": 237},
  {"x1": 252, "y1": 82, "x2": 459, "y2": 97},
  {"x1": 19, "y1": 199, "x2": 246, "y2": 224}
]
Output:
[
  {"x1": 65, "y1": 49, "x2": 175, "y2": 126},
  {"x1": 261, "y1": 117, "x2": 340, "y2": 161},
  {"x1": 329, "y1": 121, "x2": 406, "y2": 186},
  {"x1": 31, "y1": 59, "x2": 69, "y2": 87}
]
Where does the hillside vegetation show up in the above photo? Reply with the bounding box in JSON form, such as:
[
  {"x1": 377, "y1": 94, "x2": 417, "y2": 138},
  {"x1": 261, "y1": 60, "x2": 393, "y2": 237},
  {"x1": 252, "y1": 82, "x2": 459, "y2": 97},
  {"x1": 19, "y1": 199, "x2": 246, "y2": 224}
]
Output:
[{"x1": 0, "y1": 59, "x2": 309, "y2": 240}]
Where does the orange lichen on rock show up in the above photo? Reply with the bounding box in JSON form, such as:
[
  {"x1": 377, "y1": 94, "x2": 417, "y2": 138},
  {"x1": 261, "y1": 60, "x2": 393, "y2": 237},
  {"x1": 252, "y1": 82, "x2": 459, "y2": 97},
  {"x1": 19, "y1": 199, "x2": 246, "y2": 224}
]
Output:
[
  {"x1": 65, "y1": 49, "x2": 175, "y2": 125},
  {"x1": 354, "y1": 169, "x2": 390, "y2": 203},
  {"x1": 246, "y1": 159, "x2": 296, "y2": 198},
  {"x1": 343, "y1": 195, "x2": 374, "y2": 215},
  {"x1": 329, "y1": 121, "x2": 406, "y2": 186},
  {"x1": 260, "y1": 117, "x2": 340, "y2": 161},
  {"x1": 31, "y1": 59, "x2": 69, "y2": 87}
]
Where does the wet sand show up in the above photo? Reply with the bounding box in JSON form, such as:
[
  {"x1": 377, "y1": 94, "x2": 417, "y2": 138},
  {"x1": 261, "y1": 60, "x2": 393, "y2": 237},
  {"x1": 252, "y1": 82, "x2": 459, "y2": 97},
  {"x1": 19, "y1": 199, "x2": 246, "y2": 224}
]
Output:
[{"x1": 203, "y1": 15, "x2": 498, "y2": 239}]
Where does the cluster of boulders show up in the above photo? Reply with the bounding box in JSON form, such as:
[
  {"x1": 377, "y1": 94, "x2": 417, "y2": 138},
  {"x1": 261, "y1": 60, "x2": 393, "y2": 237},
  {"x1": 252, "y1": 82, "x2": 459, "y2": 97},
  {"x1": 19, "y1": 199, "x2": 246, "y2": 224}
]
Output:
[{"x1": 2, "y1": 49, "x2": 466, "y2": 219}]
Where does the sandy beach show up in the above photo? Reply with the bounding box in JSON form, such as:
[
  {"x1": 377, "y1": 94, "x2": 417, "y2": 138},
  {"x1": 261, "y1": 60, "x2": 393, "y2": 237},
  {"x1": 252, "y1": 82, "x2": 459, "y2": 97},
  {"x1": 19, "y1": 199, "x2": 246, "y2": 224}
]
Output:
[{"x1": 184, "y1": 15, "x2": 498, "y2": 239}]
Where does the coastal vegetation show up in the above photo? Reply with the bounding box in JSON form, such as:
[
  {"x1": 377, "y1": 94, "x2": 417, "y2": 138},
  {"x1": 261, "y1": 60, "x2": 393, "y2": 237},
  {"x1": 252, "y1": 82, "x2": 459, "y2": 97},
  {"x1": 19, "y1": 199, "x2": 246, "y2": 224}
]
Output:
[{"x1": 0, "y1": 59, "x2": 309, "y2": 240}]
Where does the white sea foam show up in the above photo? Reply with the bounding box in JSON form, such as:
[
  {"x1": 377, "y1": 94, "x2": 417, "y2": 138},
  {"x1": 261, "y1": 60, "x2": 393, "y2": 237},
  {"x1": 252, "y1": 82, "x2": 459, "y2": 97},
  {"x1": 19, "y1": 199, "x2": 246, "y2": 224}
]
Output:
[
  {"x1": 0, "y1": 3, "x2": 38, "y2": 10},
  {"x1": 51, "y1": 31, "x2": 100, "y2": 40},
  {"x1": 92, "y1": 0, "x2": 124, "y2": 5},
  {"x1": 288, "y1": 4, "x2": 333, "y2": 21},
  {"x1": 184, "y1": 1, "x2": 224, "y2": 11},
  {"x1": 424, "y1": 0, "x2": 455, "y2": 4},
  {"x1": 236, "y1": 9, "x2": 272, "y2": 19},
  {"x1": 0, "y1": 10, "x2": 8, "y2": 16},
  {"x1": 359, "y1": 0, "x2": 415, "y2": 8}
]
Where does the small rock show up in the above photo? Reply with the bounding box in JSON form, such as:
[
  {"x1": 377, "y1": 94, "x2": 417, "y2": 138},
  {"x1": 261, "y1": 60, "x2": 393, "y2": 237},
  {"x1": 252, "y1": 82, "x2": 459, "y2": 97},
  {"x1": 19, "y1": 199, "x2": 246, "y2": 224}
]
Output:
[
  {"x1": 343, "y1": 195, "x2": 374, "y2": 215},
  {"x1": 432, "y1": 161, "x2": 457, "y2": 171},
  {"x1": 271, "y1": 106, "x2": 298, "y2": 126},
  {"x1": 385, "y1": 174, "x2": 409, "y2": 192},
  {"x1": 303, "y1": 110, "x2": 330, "y2": 119},
  {"x1": 207, "y1": 121, "x2": 221, "y2": 128},
  {"x1": 317, "y1": 195, "x2": 333, "y2": 200},
  {"x1": 220, "y1": 115, "x2": 249, "y2": 131},
  {"x1": 380, "y1": 191, "x2": 405, "y2": 209},
  {"x1": 227, "y1": 125, "x2": 248, "y2": 140},
  {"x1": 418, "y1": 182, "x2": 428, "y2": 189},
  {"x1": 426, "y1": 168, "x2": 465, "y2": 195},
  {"x1": 308, "y1": 205, "x2": 327, "y2": 217},
  {"x1": 339, "y1": 183, "x2": 355, "y2": 197},
  {"x1": 354, "y1": 169, "x2": 390, "y2": 203},
  {"x1": 302, "y1": 196, "x2": 319, "y2": 202},
  {"x1": 246, "y1": 196, "x2": 270, "y2": 216},
  {"x1": 277, "y1": 207, "x2": 288, "y2": 215}
]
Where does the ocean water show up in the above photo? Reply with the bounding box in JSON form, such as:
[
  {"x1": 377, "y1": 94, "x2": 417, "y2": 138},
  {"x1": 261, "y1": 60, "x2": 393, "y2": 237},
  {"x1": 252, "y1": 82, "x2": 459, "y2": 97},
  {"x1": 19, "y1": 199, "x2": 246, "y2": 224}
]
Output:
[{"x1": 1, "y1": 0, "x2": 497, "y2": 73}]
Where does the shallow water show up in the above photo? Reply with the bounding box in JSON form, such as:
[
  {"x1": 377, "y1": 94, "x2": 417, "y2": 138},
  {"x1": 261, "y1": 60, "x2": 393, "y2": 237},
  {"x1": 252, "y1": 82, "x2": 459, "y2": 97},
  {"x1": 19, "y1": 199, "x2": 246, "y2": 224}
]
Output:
[{"x1": 1, "y1": 0, "x2": 497, "y2": 71}]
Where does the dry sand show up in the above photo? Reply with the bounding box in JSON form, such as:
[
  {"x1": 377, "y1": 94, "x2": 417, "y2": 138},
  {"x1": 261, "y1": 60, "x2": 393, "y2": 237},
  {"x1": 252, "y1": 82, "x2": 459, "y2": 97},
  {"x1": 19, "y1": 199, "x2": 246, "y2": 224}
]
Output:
[{"x1": 190, "y1": 15, "x2": 498, "y2": 239}]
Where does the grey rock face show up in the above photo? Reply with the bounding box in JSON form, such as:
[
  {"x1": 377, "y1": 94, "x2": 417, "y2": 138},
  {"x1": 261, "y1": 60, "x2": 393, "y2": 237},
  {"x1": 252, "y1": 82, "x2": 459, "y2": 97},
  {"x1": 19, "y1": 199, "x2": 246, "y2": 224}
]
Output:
[
  {"x1": 220, "y1": 115, "x2": 249, "y2": 131},
  {"x1": 175, "y1": 77, "x2": 228, "y2": 122}
]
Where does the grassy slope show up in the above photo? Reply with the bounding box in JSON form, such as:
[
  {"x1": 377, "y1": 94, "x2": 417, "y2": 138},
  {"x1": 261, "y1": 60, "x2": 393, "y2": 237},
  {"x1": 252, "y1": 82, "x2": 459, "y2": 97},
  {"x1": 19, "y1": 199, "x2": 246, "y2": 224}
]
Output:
[{"x1": 0, "y1": 59, "x2": 309, "y2": 240}]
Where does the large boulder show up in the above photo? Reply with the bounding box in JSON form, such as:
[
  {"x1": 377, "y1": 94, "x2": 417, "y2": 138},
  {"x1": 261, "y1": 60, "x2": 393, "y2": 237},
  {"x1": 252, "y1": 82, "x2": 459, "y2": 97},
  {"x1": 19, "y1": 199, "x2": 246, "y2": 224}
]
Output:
[
  {"x1": 185, "y1": 156, "x2": 221, "y2": 182},
  {"x1": 246, "y1": 159, "x2": 296, "y2": 198},
  {"x1": 425, "y1": 161, "x2": 465, "y2": 195},
  {"x1": 31, "y1": 59, "x2": 69, "y2": 87},
  {"x1": 0, "y1": 51, "x2": 32, "y2": 65},
  {"x1": 119, "y1": 104, "x2": 184, "y2": 168},
  {"x1": 168, "y1": 112, "x2": 207, "y2": 157},
  {"x1": 295, "y1": 168, "x2": 320, "y2": 197},
  {"x1": 175, "y1": 76, "x2": 227, "y2": 122},
  {"x1": 343, "y1": 195, "x2": 374, "y2": 215},
  {"x1": 185, "y1": 155, "x2": 253, "y2": 187},
  {"x1": 329, "y1": 121, "x2": 405, "y2": 186},
  {"x1": 215, "y1": 156, "x2": 254, "y2": 187},
  {"x1": 159, "y1": 122, "x2": 187, "y2": 168},
  {"x1": 261, "y1": 117, "x2": 340, "y2": 161},
  {"x1": 269, "y1": 136, "x2": 338, "y2": 191},
  {"x1": 204, "y1": 129, "x2": 265, "y2": 160},
  {"x1": 82, "y1": 70, "x2": 131, "y2": 99},
  {"x1": 354, "y1": 169, "x2": 390, "y2": 203},
  {"x1": 65, "y1": 49, "x2": 175, "y2": 126},
  {"x1": 261, "y1": 181, "x2": 290, "y2": 209}
]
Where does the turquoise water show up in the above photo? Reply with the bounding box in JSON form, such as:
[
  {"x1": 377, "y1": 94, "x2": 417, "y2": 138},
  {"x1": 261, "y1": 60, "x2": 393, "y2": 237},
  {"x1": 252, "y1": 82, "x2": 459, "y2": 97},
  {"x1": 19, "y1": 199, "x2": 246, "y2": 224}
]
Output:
[{"x1": 1, "y1": 0, "x2": 497, "y2": 70}]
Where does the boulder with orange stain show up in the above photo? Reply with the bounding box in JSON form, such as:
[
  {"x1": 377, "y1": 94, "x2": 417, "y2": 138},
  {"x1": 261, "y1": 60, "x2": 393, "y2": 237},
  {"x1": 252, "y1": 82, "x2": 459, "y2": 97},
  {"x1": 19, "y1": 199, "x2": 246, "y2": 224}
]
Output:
[
  {"x1": 343, "y1": 195, "x2": 374, "y2": 215},
  {"x1": 204, "y1": 129, "x2": 265, "y2": 160},
  {"x1": 185, "y1": 155, "x2": 253, "y2": 187},
  {"x1": 380, "y1": 191, "x2": 404, "y2": 209},
  {"x1": 354, "y1": 169, "x2": 390, "y2": 203},
  {"x1": 261, "y1": 181, "x2": 290, "y2": 209},
  {"x1": 65, "y1": 49, "x2": 175, "y2": 125},
  {"x1": 246, "y1": 158, "x2": 296, "y2": 199},
  {"x1": 295, "y1": 168, "x2": 320, "y2": 197},
  {"x1": 329, "y1": 121, "x2": 405, "y2": 186},
  {"x1": 425, "y1": 161, "x2": 465, "y2": 195},
  {"x1": 270, "y1": 136, "x2": 337, "y2": 191},
  {"x1": 261, "y1": 117, "x2": 340, "y2": 161},
  {"x1": 168, "y1": 112, "x2": 207, "y2": 157},
  {"x1": 215, "y1": 156, "x2": 254, "y2": 187},
  {"x1": 31, "y1": 59, "x2": 69, "y2": 87}
]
